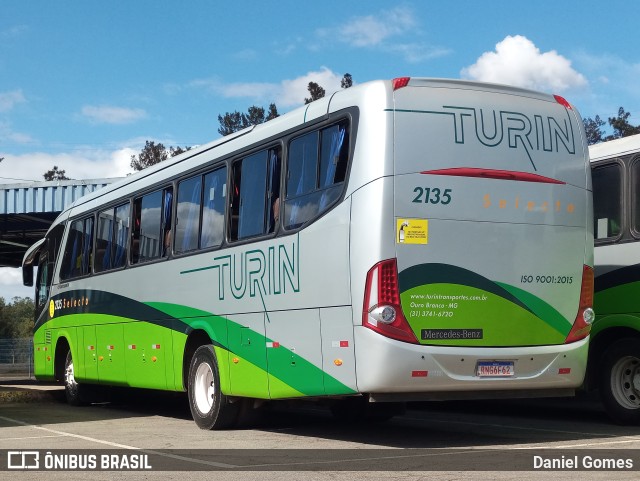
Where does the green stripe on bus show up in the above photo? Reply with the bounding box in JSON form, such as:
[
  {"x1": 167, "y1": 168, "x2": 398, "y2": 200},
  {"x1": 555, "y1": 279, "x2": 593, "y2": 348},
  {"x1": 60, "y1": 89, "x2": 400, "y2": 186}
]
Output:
[{"x1": 147, "y1": 302, "x2": 356, "y2": 397}]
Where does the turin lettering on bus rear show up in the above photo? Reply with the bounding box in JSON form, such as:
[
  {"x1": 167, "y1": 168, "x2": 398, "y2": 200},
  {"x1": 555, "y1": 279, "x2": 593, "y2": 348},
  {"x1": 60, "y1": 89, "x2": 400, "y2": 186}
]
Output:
[{"x1": 405, "y1": 105, "x2": 576, "y2": 171}]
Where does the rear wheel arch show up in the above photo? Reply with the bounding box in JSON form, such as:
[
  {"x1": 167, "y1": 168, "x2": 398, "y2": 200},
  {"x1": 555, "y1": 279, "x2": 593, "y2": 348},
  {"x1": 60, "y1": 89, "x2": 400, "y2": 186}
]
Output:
[
  {"x1": 598, "y1": 337, "x2": 640, "y2": 424},
  {"x1": 182, "y1": 329, "x2": 215, "y2": 391},
  {"x1": 587, "y1": 326, "x2": 640, "y2": 390}
]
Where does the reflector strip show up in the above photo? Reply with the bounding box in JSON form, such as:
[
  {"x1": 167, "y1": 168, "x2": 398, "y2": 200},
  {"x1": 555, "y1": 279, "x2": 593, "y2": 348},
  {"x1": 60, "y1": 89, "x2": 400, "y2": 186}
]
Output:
[
  {"x1": 88, "y1": 346, "x2": 94, "y2": 351},
  {"x1": 106, "y1": 345, "x2": 114, "y2": 350},
  {"x1": 266, "y1": 342, "x2": 280, "y2": 348},
  {"x1": 128, "y1": 345, "x2": 136, "y2": 350},
  {"x1": 421, "y1": 168, "x2": 565, "y2": 184},
  {"x1": 412, "y1": 370, "x2": 429, "y2": 377},
  {"x1": 151, "y1": 344, "x2": 161, "y2": 350},
  {"x1": 559, "y1": 368, "x2": 571, "y2": 375}
]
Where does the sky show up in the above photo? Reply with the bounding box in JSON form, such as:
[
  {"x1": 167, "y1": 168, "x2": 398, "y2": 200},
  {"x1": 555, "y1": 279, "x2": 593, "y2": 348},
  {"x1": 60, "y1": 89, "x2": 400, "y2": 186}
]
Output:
[{"x1": 1, "y1": 0, "x2": 639, "y2": 300}]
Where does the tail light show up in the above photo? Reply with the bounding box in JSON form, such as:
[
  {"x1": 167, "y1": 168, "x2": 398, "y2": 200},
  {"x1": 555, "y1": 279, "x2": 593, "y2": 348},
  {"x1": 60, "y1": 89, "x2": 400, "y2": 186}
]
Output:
[
  {"x1": 392, "y1": 77, "x2": 411, "y2": 91},
  {"x1": 553, "y1": 95, "x2": 573, "y2": 110},
  {"x1": 363, "y1": 259, "x2": 418, "y2": 344},
  {"x1": 564, "y1": 265, "x2": 595, "y2": 344}
]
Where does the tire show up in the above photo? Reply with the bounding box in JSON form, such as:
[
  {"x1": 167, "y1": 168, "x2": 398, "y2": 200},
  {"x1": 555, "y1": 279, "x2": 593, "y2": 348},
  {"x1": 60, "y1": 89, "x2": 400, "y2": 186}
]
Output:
[
  {"x1": 599, "y1": 338, "x2": 640, "y2": 425},
  {"x1": 187, "y1": 344, "x2": 239, "y2": 430},
  {"x1": 64, "y1": 350, "x2": 88, "y2": 406}
]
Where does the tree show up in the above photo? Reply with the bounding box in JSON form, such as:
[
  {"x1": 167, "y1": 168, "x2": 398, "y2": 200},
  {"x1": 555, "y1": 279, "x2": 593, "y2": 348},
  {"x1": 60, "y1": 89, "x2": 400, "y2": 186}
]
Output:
[
  {"x1": 217, "y1": 73, "x2": 354, "y2": 136},
  {"x1": 170, "y1": 146, "x2": 190, "y2": 157},
  {"x1": 0, "y1": 296, "x2": 35, "y2": 339},
  {"x1": 266, "y1": 103, "x2": 279, "y2": 121},
  {"x1": 43, "y1": 165, "x2": 70, "y2": 181},
  {"x1": 304, "y1": 82, "x2": 326, "y2": 104},
  {"x1": 245, "y1": 106, "x2": 266, "y2": 126},
  {"x1": 583, "y1": 107, "x2": 640, "y2": 145},
  {"x1": 583, "y1": 115, "x2": 606, "y2": 145},
  {"x1": 217, "y1": 111, "x2": 244, "y2": 137},
  {"x1": 130, "y1": 140, "x2": 191, "y2": 171},
  {"x1": 130, "y1": 140, "x2": 168, "y2": 171},
  {"x1": 341, "y1": 73, "x2": 353, "y2": 89},
  {"x1": 217, "y1": 104, "x2": 280, "y2": 137},
  {"x1": 608, "y1": 107, "x2": 640, "y2": 140}
]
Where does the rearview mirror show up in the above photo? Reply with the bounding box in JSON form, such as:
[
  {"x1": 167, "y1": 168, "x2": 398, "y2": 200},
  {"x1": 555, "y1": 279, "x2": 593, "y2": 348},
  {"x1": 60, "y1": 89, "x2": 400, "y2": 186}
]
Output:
[{"x1": 23, "y1": 264, "x2": 34, "y2": 287}]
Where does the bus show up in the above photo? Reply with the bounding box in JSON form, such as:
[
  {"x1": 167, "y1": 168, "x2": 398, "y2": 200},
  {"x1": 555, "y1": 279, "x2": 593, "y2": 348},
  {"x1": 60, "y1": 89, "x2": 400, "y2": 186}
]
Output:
[
  {"x1": 22, "y1": 77, "x2": 594, "y2": 429},
  {"x1": 588, "y1": 133, "x2": 640, "y2": 424}
]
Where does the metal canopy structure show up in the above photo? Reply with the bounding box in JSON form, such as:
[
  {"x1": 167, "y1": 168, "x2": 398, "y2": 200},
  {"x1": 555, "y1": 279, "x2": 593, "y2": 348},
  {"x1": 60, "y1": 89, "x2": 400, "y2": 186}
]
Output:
[{"x1": 0, "y1": 179, "x2": 118, "y2": 268}]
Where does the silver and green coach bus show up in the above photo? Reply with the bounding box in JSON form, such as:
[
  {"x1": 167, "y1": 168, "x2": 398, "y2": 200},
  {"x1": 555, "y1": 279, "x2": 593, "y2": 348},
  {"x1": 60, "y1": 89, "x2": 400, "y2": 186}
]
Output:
[
  {"x1": 588, "y1": 133, "x2": 640, "y2": 424},
  {"x1": 23, "y1": 77, "x2": 594, "y2": 429}
]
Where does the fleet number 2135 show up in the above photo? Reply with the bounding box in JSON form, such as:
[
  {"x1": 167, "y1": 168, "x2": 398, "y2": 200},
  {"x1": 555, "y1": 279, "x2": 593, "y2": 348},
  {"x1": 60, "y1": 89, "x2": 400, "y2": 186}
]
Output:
[{"x1": 412, "y1": 187, "x2": 452, "y2": 205}]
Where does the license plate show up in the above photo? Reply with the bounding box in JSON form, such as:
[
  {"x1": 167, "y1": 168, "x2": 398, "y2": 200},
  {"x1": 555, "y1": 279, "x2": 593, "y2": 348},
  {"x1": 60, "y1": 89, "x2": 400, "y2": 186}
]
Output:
[{"x1": 476, "y1": 361, "x2": 514, "y2": 377}]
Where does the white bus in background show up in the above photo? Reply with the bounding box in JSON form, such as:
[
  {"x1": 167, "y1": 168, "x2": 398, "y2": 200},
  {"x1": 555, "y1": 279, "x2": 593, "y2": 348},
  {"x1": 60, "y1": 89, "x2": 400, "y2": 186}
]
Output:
[
  {"x1": 23, "y1": 77, "x2": 593, "y2": 429},
  {"x1": 588, "y1": 133, "x2": 640, "y2": 424}
]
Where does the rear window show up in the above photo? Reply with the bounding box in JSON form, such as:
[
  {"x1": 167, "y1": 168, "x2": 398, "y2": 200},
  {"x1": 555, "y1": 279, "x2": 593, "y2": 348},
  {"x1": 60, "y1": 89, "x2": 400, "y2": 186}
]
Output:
[{"x1": 284, "y1": 121, "x2": 348, "y2": 229}]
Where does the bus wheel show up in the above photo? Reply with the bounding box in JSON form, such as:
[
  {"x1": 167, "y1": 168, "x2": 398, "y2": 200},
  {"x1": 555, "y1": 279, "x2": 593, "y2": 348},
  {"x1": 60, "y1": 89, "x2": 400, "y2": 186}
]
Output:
[
  {"x1": 187, "y1": 345, "x2": 238, "y2": 430},
  {"x1": 64, "y1": 350, "x2": 88, "y2": 406},
  {"x1": 599, "y1": 338, "x2": 640, "y2": 425}
]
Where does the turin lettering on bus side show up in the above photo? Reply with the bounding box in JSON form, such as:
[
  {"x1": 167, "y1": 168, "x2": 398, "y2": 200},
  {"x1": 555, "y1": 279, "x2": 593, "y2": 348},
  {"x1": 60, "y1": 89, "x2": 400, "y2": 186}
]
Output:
[{"x1": 211, "y1": 239, "x2": 299, "y2": 300}]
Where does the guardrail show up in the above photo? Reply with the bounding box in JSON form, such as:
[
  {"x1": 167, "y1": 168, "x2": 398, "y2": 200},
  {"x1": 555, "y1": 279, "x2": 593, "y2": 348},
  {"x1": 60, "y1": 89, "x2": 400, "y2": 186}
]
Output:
[{"x1": 0, "y1": 338, "x2": 33, "y2": 380}]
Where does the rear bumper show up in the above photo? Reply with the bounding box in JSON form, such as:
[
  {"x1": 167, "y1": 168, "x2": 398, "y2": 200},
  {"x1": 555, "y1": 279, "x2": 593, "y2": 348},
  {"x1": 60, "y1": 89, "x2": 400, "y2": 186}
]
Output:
[{"x1": 354, "y1": 327, "x2": 588, "y2": 395}]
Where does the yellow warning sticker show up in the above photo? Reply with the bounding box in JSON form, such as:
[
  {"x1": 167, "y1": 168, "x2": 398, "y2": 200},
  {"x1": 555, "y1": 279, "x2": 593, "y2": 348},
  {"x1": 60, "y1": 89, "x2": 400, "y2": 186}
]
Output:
[{"x1": 397, "y1": 218, "x2": 428, "y2": 244}]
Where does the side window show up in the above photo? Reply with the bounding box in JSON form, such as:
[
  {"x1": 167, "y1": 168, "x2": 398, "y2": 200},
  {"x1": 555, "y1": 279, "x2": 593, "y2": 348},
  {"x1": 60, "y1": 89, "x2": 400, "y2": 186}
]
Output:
[
  {"x1": 95, "y1": 208, "x2": 113, "y2": 272},
  {"x1": 94, "y1": 202, "x2": 130, "y2": 272},
  {"x1": 132, "y1": 187, "x2": 171, "y2": 263},
  {"x1": 82, "y1": 217, "x2": 94, "y2": 275},
  {"x1": 60, "y1": 216, "x2": 94, "y2": 280},
  {"x1": 593, "y1": 163, "x2": 622, "y2": 240},
  {"x1": 632, "y1": 158, "x2": 640, "y2": 236},
  {"x1": 286, "y1": 132, "x2": 317, "y2": 198},
  {"x1": 176, "y1": 176, "x2": 202, "y2": 254},
  {"x1": 161, "y1": 188, "x2": 173, "y2": 256},
  {"x1": 284, "y1": 121, "x2": 348, "y2": 229},
  {"x1": 113, "y1": 203, "x2": 130, "y2": 269},
  {"x1": 230, "y1": 147, "x2": 281, "y2": 241},
  {"x1": 201, "y1": 167, "x2": 227, "y2": 249}
]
